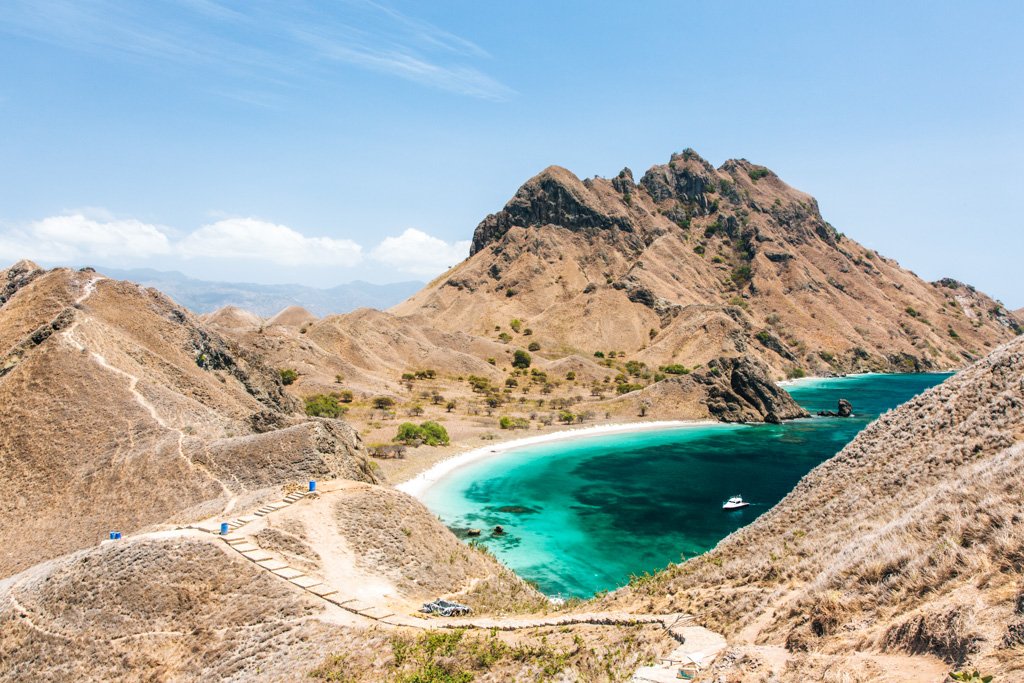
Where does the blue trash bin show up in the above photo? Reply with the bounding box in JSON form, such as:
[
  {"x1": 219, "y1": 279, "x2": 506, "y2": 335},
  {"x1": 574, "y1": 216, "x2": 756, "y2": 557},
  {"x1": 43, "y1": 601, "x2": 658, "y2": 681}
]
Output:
[
  {"x1": 309, "y1": 480, "x2": 316, "y2": 492},
  {"x1": 109, "y1": 531, "x2": 117, "y2": 540},
  {"x1": 220, "y1": 522, "x2": 229, "y2": 535}
]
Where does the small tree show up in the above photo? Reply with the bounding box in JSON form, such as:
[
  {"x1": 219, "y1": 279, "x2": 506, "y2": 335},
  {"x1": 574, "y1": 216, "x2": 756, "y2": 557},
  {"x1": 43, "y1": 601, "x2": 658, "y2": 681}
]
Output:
[
  {"x1": 338, "y1": 390, "x2": 354, "y2": 403},
  {"x1": 279, "y1": 368, "x2": 298, "y2": 385},
  {"x1": 512, "y1": 350, "x2": 532, "y2": 369},
  {"x1": 558, "y1": 410, "x2": 575, "y2": 424},
  {"x1": 373, "y1": 396, "x2": 396, "y2": 410},
  {"x1": 445, "y1": 400, "x2": 457, "y2": 413}
]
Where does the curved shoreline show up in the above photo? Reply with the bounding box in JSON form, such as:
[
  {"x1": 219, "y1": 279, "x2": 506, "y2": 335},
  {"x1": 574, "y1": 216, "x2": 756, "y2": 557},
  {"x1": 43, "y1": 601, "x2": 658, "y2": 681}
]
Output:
[{"x1": 395, "y1": 419, "x2": 722, "y2": 498}]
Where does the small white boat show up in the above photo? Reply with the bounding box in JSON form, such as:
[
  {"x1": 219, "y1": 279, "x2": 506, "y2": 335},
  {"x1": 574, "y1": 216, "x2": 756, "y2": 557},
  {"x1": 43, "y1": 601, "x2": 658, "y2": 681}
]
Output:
[{"x1": 722, "y1": 495, "x2": 750, "y2": 510}]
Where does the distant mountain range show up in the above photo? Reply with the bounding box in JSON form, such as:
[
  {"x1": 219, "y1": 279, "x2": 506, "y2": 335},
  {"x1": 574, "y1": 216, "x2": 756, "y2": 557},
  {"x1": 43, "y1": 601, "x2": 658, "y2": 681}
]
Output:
[{"x1": 97, "y1": 267, "x2": 423, "y2": 316}]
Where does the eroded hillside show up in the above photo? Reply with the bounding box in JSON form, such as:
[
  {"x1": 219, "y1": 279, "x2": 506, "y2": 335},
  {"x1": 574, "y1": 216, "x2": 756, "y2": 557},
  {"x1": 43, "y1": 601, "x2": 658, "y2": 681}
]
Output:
[{"x1": 0, "y1": 262, "x2": 377, "y2": 577}]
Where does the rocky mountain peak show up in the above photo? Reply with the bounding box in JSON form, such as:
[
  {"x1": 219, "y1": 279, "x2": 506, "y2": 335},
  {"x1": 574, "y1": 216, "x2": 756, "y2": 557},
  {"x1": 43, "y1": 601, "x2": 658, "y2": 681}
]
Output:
[{"x1": 469, "y1": 164, "x2": 635, "y2": 255}]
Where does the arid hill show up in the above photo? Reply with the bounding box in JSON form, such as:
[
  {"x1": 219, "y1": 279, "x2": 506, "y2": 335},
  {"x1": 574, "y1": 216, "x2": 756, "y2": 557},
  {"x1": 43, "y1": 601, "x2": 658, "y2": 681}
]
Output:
[
  {"x1": 602, "y1": 334, "x2": 1024, "y2": 680},
  {"x1": 0, "y1": 261, "x2": 377, "y2": 577},
  {"x1": 394, "y1": 151, "x2": 1018, "y2": 378}
]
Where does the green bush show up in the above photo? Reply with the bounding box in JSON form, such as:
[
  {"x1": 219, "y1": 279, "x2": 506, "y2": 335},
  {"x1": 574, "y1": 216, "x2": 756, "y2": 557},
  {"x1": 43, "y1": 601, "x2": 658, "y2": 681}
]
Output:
[
  {"x1": 660, "y1": 364, "x2": 690, "y2": 375},
  {"x1": 616, "y1": 382, "x2": 644, "y2": 394},
  {"x1": 499, "y1": 416, "x2": 530, "y2": 430},
  {"x1": 498, "y1": 332, "x2": 512, "y2": 343},
  {"x1": 527, "y1": 341, "x2": 541, "y2": 352},
  {"x1": 512, "y1": 349, "x2": 532, "y2": 369},
  {"x1": 279, "y1": 368, "x2": 298, "y2": 385},
  {"x1": 394, "y1": 421, "x2": 450, "y2": 446},
  {"x1": 304, "y1": 394, "x2": 347, "y2": 418},
  {"x1": 731, "y1": 265, "x2": 754, "y2": 286},
  {"x1": 747, "y1": 167, "x2": 770, "y2": 181},
  {"x1": 509, "y1": 318, "x2": 522, "y2": 333},
  {"x1": 419, "y1": 421, "x2": 450, "y2": 446},
  {"x1": 372, "y1": 396, "x2": 396, "y2": 410}
]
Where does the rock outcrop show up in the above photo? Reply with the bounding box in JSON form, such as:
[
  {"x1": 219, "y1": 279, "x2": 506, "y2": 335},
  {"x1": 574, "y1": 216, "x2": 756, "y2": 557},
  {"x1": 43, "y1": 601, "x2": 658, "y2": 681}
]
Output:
[
  {"x1": 818, "y1": 398, "x2": 853, "y2": 417},
  {"x1": 698, "y1": 356, "x2": 810, "y2": 423}
]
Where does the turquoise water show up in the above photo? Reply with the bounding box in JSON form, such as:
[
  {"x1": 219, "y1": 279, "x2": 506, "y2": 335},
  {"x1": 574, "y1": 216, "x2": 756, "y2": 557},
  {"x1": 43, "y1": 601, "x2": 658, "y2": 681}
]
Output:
[{"x1": 420, "y1": 373, "x2": 952, "y2": 598}]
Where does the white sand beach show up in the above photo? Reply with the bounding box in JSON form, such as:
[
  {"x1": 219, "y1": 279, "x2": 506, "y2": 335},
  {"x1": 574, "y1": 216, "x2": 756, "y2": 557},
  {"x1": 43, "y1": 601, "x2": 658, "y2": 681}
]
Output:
[{"x1": 396, "y1": 419, "x2": 720, "y2": 498}]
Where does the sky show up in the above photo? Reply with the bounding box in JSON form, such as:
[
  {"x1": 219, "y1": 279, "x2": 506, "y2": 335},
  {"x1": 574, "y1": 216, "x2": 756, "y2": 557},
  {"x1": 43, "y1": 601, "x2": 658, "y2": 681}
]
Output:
[{"x1": 0, "y1": 1, "x2": 1021, "y2": 307}]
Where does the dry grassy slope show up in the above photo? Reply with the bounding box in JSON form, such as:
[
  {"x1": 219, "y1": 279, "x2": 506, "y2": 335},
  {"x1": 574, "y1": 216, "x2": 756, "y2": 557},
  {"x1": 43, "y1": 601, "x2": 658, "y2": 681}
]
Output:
[
  {"x1": 266, "y1": 305, "x2": 317, "y2": 329},
  {"x1": 604, "y1": 335, "x2": 1024, "y2": 677},
  {"x1": 0, "y1": 535, "x2": 347, "y2": 682},
  {"x1": 0, "y1": 263, "x2": 376, "y2": 578},
  {"x1": 394, "y1": 150, "x2": 1019, "y2": 378},
  {"x1": 0, "y1": 531, "x2": 658, "y2": 682},
  {"x1": 200, "y1": 305, "x2": 264, "y2": 332}
]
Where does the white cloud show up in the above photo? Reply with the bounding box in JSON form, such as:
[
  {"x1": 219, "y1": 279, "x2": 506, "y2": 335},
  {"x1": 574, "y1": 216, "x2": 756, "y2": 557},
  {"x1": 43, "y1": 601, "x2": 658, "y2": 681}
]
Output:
[
  {"x1": 370, "y1": 228, "x2": 469, "y2": 277},
  {"x1": 0, "y1": 213, "x2": 171, "y2": 262},
  {"x1": 178, "y1": 217, "x2": 362, "y2": 267},
  {"x1": 0, "y1": 213, "x2": 468, "y2": 281}
]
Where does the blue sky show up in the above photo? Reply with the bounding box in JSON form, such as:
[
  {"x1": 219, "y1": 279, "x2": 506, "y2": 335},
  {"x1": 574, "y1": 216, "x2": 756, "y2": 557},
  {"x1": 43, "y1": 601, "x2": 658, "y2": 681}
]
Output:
[{"x1": 0, "y1": 1, "x2": 1020, "y2": 307}]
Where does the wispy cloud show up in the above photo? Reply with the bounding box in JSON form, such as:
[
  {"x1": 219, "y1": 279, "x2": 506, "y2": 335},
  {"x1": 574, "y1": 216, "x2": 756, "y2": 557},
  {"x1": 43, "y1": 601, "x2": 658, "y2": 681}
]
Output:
[{"x1": 0, "y1": 0, "x2": 513, "y2": 101}]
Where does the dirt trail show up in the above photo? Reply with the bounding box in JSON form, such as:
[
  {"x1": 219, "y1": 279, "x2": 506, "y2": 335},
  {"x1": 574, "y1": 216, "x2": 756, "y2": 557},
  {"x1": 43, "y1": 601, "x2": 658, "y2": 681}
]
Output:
[{"x1": 60, "y1": 275, "x2": 238, "y2": 512}]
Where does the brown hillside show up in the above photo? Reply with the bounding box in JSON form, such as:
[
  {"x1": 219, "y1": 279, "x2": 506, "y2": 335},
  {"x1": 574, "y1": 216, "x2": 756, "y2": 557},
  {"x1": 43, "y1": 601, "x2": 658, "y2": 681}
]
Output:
[
  {"x1": 394, "y1": 151, "x2": 1018, "y2": 378},
  {"x1": 0, "y1": 264, "x2": 376, "y2": 578},
  {"x1": 603, "y1": 334, "x2": 1024, "y2": 679},
  {"x1": 266, "y1": 305, "x2": 317, "y2": 329},
  {"x1": 200, "y1": 305, "x2": 263, "y2": 331}
]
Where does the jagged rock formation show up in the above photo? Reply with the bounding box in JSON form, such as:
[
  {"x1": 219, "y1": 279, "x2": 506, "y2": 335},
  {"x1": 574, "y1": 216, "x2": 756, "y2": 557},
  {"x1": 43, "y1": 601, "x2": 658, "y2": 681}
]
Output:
[
  {"x1": 0, "y1": 265, "x2": 376, "y2": 577},
  {"x1": 818, "y1": 398, "x2": 854, "y2": 417},
  {"x1": 599, "y1": 354, "x2": 809, "y2": 423},
  {"x1": 604, "y1": 335, "x2": 1024, "y2": 679},
  {"x1": 395, "y1": 150, "x2": 1018, "y2": 378}
]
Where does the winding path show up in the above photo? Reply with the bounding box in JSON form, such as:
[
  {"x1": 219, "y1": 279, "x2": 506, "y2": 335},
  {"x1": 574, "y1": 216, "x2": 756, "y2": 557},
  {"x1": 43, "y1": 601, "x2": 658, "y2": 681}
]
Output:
[{"x1": 185, "y1": 485, "x2": 725, "y2": 679}]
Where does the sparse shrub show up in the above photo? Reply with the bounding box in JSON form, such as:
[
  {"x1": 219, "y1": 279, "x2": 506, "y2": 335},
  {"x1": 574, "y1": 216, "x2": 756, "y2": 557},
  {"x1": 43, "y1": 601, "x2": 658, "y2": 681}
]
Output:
[
  {"x1": 593, "y1": 351, "x2": 605, "y2": 358},
  {"x1": 565, "y1": 371, "x2": 576, "y2": 380},
  {"x1": 527, "y1": 341, "x2": 541, "y2": 352},
  {"x1": 510, "y1": 318, "x2": 522, "y2": 333},
  {"x1": 748, "y1": 167, "x2": 770, "y2": 181},
  {"x1": 339, "y1": 390, "x2": 354, "y2": 403},
  {"x1": 279, "y1": 368, "x2": 298, "y2": 385},
  {"x1": 498, "y1": 332, "x2": 512, "y2": 343},
  {"x1": 731, "y1": 264, "x2": 754, "y2": 287}
]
